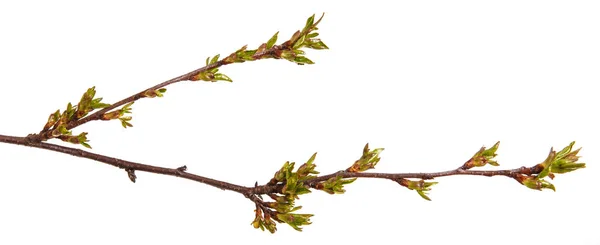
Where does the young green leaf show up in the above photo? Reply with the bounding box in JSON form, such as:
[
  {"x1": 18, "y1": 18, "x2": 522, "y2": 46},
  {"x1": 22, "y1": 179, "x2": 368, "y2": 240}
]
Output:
[
  {"x1": 318, "y1": 175, "x2": 357, "y2": 194},
  {"x1": 210, "y1": 54, "x2": 220, "y2": 65},
  {"x1": 266, "y1": 31, "x2": 279, "y2": 49},
  {"x1": 308, "y1": 39, "x2": 329, "y2": 50},
  {"x1": 536, "y1": 150, "x2": 556, "y2": 179},
  {"x1": 90, "y1": 98, "x2": 111, "y2": 109},
  {"x1": 119, "y1": 117, "x2": 133, "y2": 128},
  {"x1": 80, "y1": 141, "x2": 92, "y2": 149},
  {"x1": 293, "y1": 56, "x2": 314, "y2": 65},
  {"x1": 304, "y1": 14, "x2": 315, "y2": 32},
  {"x1": 214, "y1": 73, "x2": 233, "y2": 82},
  {"x1": 555, "y1": 141, "x2": 575, "y2": 159},
  {"x1": 156, "y1": 88, "x2": 167, "y2": 97},
  {"x1": 293, "y1": 35, "x2": 306, "y2": 50}
]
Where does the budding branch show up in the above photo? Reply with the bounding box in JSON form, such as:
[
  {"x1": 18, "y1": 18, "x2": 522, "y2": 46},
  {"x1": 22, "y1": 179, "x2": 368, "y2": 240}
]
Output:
[
  {"x1": 0, "y1": 13, "x2": 584, "y2": 233},
  {"x1": 0, "y1": 133, "x2": 535, "y2": 196}
]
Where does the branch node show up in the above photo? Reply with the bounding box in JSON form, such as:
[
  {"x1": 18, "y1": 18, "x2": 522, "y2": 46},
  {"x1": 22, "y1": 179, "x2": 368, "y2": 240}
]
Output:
[
  {"x1": 176, "y1": 165, "x2": 187, "y2": 172},
  {"x1": 126, "y1": 169, "x2": 136, "y2": 183}
]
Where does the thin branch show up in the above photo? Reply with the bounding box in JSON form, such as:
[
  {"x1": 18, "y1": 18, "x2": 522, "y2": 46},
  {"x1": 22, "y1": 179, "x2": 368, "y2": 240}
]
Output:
[
  {"x1": 26, "y1": 14, "x2": 328, "y2": 143},
  {"x1": 250, "y1": 167, "x2": 530, "y2": 195},
  {"x1": 310, "y1": 167, "x2": 529, "y2": 183},
  {"x1": 0, "y1": 132, "x2": 584, "y2": 232},
  {"x1": 27, "y1": 59, "x2": 227, "y2": 142},
  {"x1": 66, "y1": 61, "x2": 225, "y2": 130},
  {"x1": 0, "y1": 133, "x2": 533, "y2": 196},
  {"x1": 0, "y1": 134, "x2": 250, "y2": 194}
]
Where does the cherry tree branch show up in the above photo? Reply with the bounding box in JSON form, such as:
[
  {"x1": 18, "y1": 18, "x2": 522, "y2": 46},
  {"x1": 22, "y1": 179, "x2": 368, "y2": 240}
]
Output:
[
  {"x1": 62, "y1": 61, "x2": 225, "y2": 131},
  {"x1": 0, "y1": 134, "x2": 250, "y2": 193},
  {"x1": 0, "y1": 133, "x2": 529, "y2": 195},
  {"x1": 0, "y1": 132, "x2": 585, "y2": 233},
  {"x1": 0, "y1": 14, "x2": 585, "y2": 233},
  {"x1": 26, "y1": 14, "x2": 327, "y2": 143}
]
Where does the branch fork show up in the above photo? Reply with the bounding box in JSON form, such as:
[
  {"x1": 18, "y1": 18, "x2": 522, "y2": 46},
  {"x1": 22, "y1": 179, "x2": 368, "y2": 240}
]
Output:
[{"x1": 0, "y1": 14, "x2": 586, "y2": 233}]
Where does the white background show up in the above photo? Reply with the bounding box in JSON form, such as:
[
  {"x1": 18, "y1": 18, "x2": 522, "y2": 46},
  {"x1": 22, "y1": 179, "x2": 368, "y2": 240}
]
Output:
[{"x1": 1, "y1": 1, "x2": 598, "y2": 244}]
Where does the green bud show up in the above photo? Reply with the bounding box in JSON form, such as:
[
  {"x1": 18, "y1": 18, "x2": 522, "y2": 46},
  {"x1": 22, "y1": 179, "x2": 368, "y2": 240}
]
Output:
[
  {"x1": 551, "y1": 142, "x2": 585, "y2": 174},
  {"x1": 347, "y1": 143, "x2": 384, "y2": 172},
  {"x1": 304, "y1": 14, "x2": 315, "y2": 32},
  {"x1": 77, "y1": 132, "x2": 91, "y2": 149},
  {"x1": 214, "y1": 73, "x2": 233, "y2": 82},
  {"x1": 293, "y1": 34, "x2": 306, "y2": 50},
  {"x1": 519, "y1": 175, "x2": 556, "y2": 191},
  {"x1": 307, "y1": 39, "x2": 329, "y2": 50},
  {"x1": 319, "y1": 175, "x2": 356, "y2": 194},
  {"x1": 90, "y1": 97, "x2": 110, "y2": 109},
  {"x1": 210, "y1": 54, "x2": 220, "y2": 65},
  {"x1": 276, "y1": 212, "x2": 313, "y2": 232},
  {"x1": 462, "y1": 141, "x2": 500, "y2": 169},
  {"x1": 399, "y1": 179, "x2": 437, "y2": 201},
  {"x1": 297, "y1": 152, "x2": 319, "y2": 179}
]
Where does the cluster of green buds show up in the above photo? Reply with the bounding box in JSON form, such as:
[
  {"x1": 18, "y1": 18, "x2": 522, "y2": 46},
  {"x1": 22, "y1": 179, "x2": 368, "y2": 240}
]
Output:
[
  {"x1": 102, "y1": 88, "x2": 168, "y2": 127},
  {"x1": 101, "y1": 102, "x2": 134, "y2": 128},
  {"x1": 41, "y1": 87, "x2": 110, "y2": 148},
  {"x1": 397, "y1": 179, "x2": 438, "y2": 201},
  {"x1": 251, "y1": 207, "x2": 278, "y2": 233},
  {"x1": 227, "y1": 14, "x2": 328, "y2": 66},
  {"x1": 141, "y1": 88, "x2": 167, "y2": 98},
  {"x1": 251, "y1": 205, "x2": 312, "y2": 233},
  {"x1": 254, "y1": 144, "x2": 387, "y2": 233},
  {"x1": 252, "y1": 202, "x2": 315, "y2": 233},
  {"x1": 197, "y1": 14, "x2": 328, "y2": 85},
  {"x1": 253, "y1": 153, "x2": 321, "y2": 233},
  {"x1": 74, "y1": 87, "x2": 111, "y2": 119},
  {"x1": 40, "y1": 86, "x2": 167, "y2": 147},
  {"x1": 277, "y1": 14, "x2": 329, "y2": 65},
  {"x1": 311, "y1": 144, "x2": 383, "y2": 194},
  {"x1": 256, "y1": 14, "x2": 328, "y2": 65},
  {"x1": 251, "y1": 193, "x2": 314, "y2": 233},
  {"x1": 315, "y1": 175, "x2": 357, "y2": 194},
  {"x1": 275, "y1": 212, "x2": 314, "y2": 232},
  {"x1": 347, "y1": 143, "x2": 384, "y2": 172},
  {"x1": 190, "y1": 55, "x2": 233, "y2": 82},
  {"x1": 516, "y1": 141, "x2": 585, "y2": 191},
  {"x1": 461, "y1": 141, "x2": 500, "y2": 169}
]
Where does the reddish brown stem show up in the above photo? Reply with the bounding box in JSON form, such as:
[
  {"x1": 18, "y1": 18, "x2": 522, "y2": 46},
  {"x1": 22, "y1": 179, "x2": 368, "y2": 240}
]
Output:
[
  {"x1": 1, "y1": 133, "x2": 534, "y2": 199},
  {"x1": 67, "y1": 61, "x2": 225, "y2": 130},
  {"x1": 1, "y1": 134, "x2": 250, "y2": 194}
]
